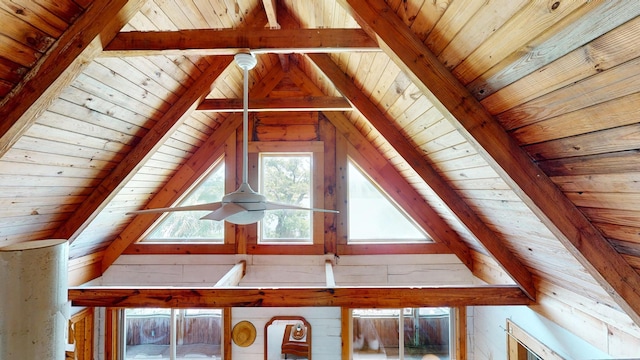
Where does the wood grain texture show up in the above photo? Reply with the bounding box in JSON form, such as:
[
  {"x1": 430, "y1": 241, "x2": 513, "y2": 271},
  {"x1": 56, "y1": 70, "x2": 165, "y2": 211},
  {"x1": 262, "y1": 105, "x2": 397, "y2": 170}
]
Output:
[
  {"x1": 69, "y1": 285, "x2": 530, "y2": 308},
  {"x1": 103, "y1": 28, "x2": 379, "y2": 56},
  {"x1": 339, "y1": 0, "x2": 640, "y2": 325}
]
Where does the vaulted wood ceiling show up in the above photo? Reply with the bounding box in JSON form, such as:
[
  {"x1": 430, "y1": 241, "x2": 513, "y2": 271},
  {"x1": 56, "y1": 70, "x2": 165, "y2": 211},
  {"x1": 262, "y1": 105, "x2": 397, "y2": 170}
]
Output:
[{"x1": 2, "y1": 0, "x2": 640, "y2": 335}]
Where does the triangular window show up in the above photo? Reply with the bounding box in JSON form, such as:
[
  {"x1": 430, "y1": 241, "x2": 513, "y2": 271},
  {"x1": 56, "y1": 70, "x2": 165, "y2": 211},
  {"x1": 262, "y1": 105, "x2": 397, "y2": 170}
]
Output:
[
  {"x1": 143, "y1": 160, "x2": 225, "y2": 243},
  {"x1": 348, "y1": 160, "x2": 429, "y2": 243}
]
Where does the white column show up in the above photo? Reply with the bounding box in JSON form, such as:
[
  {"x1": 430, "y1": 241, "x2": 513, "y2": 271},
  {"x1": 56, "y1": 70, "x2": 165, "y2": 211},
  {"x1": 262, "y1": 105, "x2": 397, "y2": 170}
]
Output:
[{"x1": 0, "y1": 239, "x2": 69, "y2": 360}]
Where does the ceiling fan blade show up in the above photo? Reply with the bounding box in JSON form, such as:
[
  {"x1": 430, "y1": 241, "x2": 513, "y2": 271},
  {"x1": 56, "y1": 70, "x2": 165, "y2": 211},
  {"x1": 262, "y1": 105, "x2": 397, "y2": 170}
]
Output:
[
  {"x1": 200, "y1": 202, "x2": 248, "y2": 221},
  {"x1": 127, "y1": 202, "x2": 222, "y2": 215},
  {"x1": 264, "y1": 201, "x2": 339, "y2": 213}
]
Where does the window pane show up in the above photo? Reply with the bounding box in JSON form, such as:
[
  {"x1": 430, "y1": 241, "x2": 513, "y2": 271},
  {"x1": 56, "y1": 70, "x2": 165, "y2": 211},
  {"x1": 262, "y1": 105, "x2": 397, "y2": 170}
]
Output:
[
  {"x1": 404, "y1": 308, "x2": 450, "y2": 359},
  {"x1": 124, "y1": 309, "x2": 171, "y2": 359},
  {"x1": 144, "y1": 162, "x2": 225, "y2": 242},
  {"x1": 177, "y1": 309, "x2": 222, "y2": 358},
  {"x1": 260, "y1": 154, "x2": 312, "y2": 243},
  {"x1": 123, "y1": 309, "x2": 223, "y2": 359},
  {"x1": 348, "y1": 161, "x2": 429, "y2": 243},
  {"x1": 352, "y1": 308, "x2": 451, "y2": 360},
  {"x1": 353, "y1": 309, "x2": 398, "y2": 358}
]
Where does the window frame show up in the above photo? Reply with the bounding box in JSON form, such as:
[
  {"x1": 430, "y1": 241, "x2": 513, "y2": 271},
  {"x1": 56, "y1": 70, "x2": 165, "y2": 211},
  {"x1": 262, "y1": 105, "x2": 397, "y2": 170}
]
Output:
[
  {"x1": 346, "y1": 158, "x2": 431, "y2": 244},
  {"x1": 335, "y1": 141, "x2": 442, "y2": 256},
  {"x1": 116, "y1": 308, "x2": 224, "y2": 360},
  {"x1": 244, "y1": 141, "x2": 327, "y2": 255},
  {"x1": 141, "y1": 157, "x2": 227, "y2": 244},
  {"x1": 258, "y1": 152, "x2": 314, "y2": 243},
  {"x1": 507, "y1": 319, "x2": 563, "y2": 360},
  {"x1": 347, "y1": 307, "x2": 459, "y2": 360}
]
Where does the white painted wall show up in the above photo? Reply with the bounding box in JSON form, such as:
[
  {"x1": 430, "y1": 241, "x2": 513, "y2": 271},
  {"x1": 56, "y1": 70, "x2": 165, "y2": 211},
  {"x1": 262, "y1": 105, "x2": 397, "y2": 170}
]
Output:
[
  {"x1": 231, "y1": 307, "x2": 341, "y2": 360},
  {"x1": 94, "y1": 253, "x2": 482, "y2": 359},
  {"x1": 472, "y1": 306, "x2": 611, "y2": 360},
  {"x1": 102, "y1": 254, "x2": 481, "y2": 287}
]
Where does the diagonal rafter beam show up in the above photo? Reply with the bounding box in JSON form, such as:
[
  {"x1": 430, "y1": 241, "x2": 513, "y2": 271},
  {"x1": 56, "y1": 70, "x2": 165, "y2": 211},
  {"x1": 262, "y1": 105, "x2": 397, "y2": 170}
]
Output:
[
  {"x1": 101, "y1": 64, "x2": 288, "y2": 272},
  {"x1": 215, "y1": 261, "x2": 247, "y2": 287},
  {"x1": 285, "y1": 64, "x2": 474, "y2": 271},
  {"x1": 53, "y1": 56, "x2": 234, "y2": 242},
  {"x1": 0, "y1": 0, "x2": 147, "y2": 157},
  {"x1": 308, "y1": 53, "x2": 535, "y2": 300},
  {"x1": 101, "y1": 28, "x2": 379, "y2": 57},
  {"x1": 338, "y1": 0, "x2": 640, "y2": 325}
]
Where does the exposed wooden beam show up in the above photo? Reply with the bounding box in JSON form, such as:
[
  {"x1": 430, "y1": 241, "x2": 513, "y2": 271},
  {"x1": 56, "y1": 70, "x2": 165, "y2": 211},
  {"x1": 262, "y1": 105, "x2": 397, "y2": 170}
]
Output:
[
  {"x1": 325, "y1": 260, "x2": 336, "y2": 287},
  {"x1": 101, "y1": 113, "x2": 240, "y2": 272},
  {"x1": 338, "y1": 0, "x2": 640, "y2": 324},
  {"x1": 101, "y1": 65, "x2": 288, "y2": 271},
  {"x1": 286, "y1": 65, "x2": 472, "y2": 264},
  {"x1": 262, "y1": 0, "x2": 279, "y2": 28},
  {"x1": 53, "y1": 56, "x2": 233, "y2": 243},
  {"x1": 0, "y1": 0, "x2": 146, "y2": 157},
  {"x1": 197, "y1": 96, "x2": 351, "y2": 112},
  {"x1": 102, "y1": 28, "x2": 379, "y2": 56},
  {"x1": 308, "y1": 54, "x2": 537, "y2": 297},
  {"x1": 215, "y1": 261, "x2": 247, "y2": 287},
  {"x1": 69, "y1": 285, "x2": 530, "y2": 308}
]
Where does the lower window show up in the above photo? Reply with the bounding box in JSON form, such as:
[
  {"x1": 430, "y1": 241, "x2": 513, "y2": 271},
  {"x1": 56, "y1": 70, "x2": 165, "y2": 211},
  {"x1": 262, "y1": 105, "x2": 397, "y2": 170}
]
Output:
[
  {"x1": 123, "y1": 308, "x2": 222, "y2": 359},
  {"x1": 352, "y1": 308, "x2": 452, "y2": 359}
]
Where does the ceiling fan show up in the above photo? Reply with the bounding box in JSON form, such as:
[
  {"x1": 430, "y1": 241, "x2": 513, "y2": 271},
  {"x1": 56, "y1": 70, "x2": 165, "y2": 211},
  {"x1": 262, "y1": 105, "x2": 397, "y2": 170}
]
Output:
[{"x1": 128, "y1": 53, "x2": 338, "y2": 225}]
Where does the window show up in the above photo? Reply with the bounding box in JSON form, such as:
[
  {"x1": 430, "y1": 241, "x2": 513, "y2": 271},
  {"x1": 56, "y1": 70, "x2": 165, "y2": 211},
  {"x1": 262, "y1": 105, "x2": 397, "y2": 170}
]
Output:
[
  {"x1": 507, "y1": 320, "x2": 560, "y2": 360},
  {"x1": 352, "y1": 308, "x2": 452, "y2": 359},
  {"x1": 348, "y1": 160, "x2": 429, "y2": 243},
  {"x1": 122, "y1": 308, "x2": 222, "y2": 359},
  {"x1": 259, "y1": 152, "x2": 313, "y2": 244},
  {"x1": 143, "y1": 160, "x2": 225, "y2": 243}
]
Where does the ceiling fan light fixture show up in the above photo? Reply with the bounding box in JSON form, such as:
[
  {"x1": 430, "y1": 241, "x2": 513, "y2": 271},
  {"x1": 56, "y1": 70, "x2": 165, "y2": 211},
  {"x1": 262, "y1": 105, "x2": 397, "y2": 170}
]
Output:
[
  {"x1": 234, "y1": 52, "x2": 257, "y2": 71},
  {"x1": 127, "y1": 52, "x2": 337, "y2": 225}
]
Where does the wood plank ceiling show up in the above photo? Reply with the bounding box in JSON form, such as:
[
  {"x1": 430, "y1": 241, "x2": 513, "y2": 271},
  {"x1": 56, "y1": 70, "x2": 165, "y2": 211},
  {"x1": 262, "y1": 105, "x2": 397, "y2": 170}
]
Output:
[{"x1": 1, "y1": 0, "x2": 640, "y2": 335}]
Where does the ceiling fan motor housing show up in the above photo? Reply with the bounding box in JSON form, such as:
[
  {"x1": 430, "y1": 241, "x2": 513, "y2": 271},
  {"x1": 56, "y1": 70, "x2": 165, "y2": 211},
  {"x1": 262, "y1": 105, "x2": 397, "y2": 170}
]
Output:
[{"x1": 235, "y1": 53, "x2": 257, "y2": 70}]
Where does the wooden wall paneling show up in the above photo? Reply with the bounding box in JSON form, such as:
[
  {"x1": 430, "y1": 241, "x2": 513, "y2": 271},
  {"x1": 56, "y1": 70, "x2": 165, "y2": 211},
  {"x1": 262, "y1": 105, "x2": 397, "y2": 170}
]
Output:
[
  {"x1": 0, "y1": 0, "x2": 145, "y2": 156},
  {"x1": 309, "y1": 52, "x2": 535, "y2": 299},
  {"x1": 105, "y1": 64, "x2": 285, "y2": 264},
  {"x1": 69, "y1": 308, "x2": 95, "y2": 360},
  {"x1": 68, "y1": 251, "x2": 104, "y2": 286},
  {"x1": 436, "y1": 0, "x2": 528, "y2": 71},
  {"x1": 498, "y1": 57, "x2": 640, "y2": 131},
  {"x1": 535, "y1": 279, "x2": 640, "y2": 340},
  {"x1": 54, "y1": 56, "x2": 233, "y2": 248},
  {"x1": 340, "y1": 0, "x2": 640, "y2": 325},
  {"x1": 0, "y1": 2, "x2": 66, "y2": 38},
  {"x1": 472, "y1": 1, "x2": 640, "y2": 103},
  {"x1": 425, "y1": 0, "x2": 485, "y2": 56},
  {"x1": 454, "y1": 0, "x2": 593, "y2": 85},
  {"x1": 408, "y1": 0, "x2": 450, "y2": 41},
  {"x1": 101, "y1": 123, "x2": 234, "y2": 265},
  {"x1": 526, "y1": 123, "x2": 640, "y2": 161},
  {"x1": 512, "y1": 93, "x2": 640, "y2": 146}
]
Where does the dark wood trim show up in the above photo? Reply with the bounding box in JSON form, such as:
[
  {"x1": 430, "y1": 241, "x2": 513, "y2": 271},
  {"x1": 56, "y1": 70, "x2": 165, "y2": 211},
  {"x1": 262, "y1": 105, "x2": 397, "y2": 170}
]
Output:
[
  {"x1": 0, "y1": 0, "x2": 144, "y2": 157},
  {"x1": 123, "y1": 243, "x2": 237, "y2": 255},
  {"x1": 103, "y1": 28, "x2": 379, "y2": 56},
  {"x1": 70, "y1": 285, "x2": 530, "y2": 308},
  {"x1": 197, "y1": 96, "x2": 351, "y2": 112},
  {"x1": 338, "y1": 0, "x2": 640, "y2": 322}
]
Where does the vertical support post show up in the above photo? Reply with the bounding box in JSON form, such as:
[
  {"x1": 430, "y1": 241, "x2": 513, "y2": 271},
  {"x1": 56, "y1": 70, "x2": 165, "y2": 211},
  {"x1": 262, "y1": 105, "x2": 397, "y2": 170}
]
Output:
[{"x1": 0, "y1": 239, "x2": 69, "y2": 359}]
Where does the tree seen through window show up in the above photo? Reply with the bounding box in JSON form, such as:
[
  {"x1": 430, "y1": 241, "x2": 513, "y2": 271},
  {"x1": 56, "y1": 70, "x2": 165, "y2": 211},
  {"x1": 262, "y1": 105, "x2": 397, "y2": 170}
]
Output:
[{"x1": 260, "y1": 154, "x2": 312, "y2": 242}]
